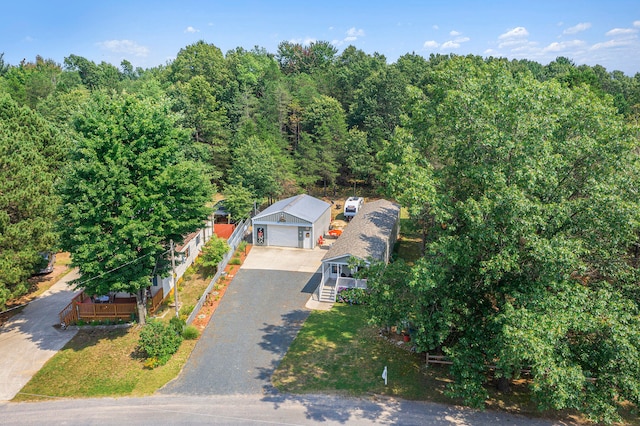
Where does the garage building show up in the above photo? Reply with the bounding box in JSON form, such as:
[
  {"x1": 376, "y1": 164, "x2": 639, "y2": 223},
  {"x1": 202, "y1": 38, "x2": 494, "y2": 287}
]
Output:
[{"x1": 252, "y1": 194, "x2": 331, "y2": 249}]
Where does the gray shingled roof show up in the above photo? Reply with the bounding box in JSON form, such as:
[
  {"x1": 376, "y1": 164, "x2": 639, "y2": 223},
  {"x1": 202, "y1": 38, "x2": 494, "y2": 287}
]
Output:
[
  {"x1": 323, "y1": 199, "x2": 400, "y2": 263},
  {"x1": 253, "y1": 194, "x2": 330, "y2": 223}
]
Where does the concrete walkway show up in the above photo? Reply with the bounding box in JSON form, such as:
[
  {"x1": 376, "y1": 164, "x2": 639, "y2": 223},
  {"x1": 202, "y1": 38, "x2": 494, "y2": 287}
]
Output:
[
  {"x1": 0, "y1": 270, "x2": 80, "y2": 401},
  {"x1": 160, "y1": 246, "x2": 327, "y2": 395}
]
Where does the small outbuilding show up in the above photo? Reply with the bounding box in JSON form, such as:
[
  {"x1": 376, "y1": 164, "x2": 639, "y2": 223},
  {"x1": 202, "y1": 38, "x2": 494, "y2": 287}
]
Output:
[
  {"x1": 318, "y1": 199, "x2": 401, "y2": 302},
  {"x1": 252, "y1": 194, "x2": 331, "y2": 249}
]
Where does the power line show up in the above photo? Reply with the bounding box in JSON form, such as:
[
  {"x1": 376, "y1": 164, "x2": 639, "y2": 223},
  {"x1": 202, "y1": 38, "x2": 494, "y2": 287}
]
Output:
[{"x1": 73, "y1": 249, "x2": 170, "y2": 288}]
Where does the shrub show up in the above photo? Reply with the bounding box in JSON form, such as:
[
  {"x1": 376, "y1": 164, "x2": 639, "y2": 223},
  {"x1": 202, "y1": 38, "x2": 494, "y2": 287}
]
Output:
[
  {"x1": 179, "y1": 304, "x2": 194, "y2": 319},
  {"x1": 336, "y1": 287, "x2": 369, "y2": 305},
  {"x1": 229, "y1": 256, "x2": 242, "y2": 265},
  {"x1": 138, "y1": 319, "x2": 183, "y2": 367},
  {"x1": 237, "y1": 241, "x2": 248, "y2": 252},
  {"x1": 182, "y1": 325, "x2": 200, "y2": 340},
  {"x1": 200, "y1": 236, "x2": 230, "y2": 276},
  {"x1": 169, "y1": 316, "x2": 186, "y2": 333}
]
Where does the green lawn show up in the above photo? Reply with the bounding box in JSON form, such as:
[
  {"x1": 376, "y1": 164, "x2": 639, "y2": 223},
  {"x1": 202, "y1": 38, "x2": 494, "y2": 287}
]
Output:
[
  {"x1": 272, "y1": 304, "x2": 455, "y2": 402},
  {"x1": 272, "y1": 304, "x2": 639, "y2": 425},
  {"x1": 14, "y1": 326, "x2": 196, "y2": 401}
]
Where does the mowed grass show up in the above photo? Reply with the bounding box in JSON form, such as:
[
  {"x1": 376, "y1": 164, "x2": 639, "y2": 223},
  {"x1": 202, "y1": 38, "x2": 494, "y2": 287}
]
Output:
[
  {"x1": 272, "y1": 304, "x2": 455, "y2": 403},
  {"x1": 14, "y1": 326, "x2": 196, "y2": 401}
]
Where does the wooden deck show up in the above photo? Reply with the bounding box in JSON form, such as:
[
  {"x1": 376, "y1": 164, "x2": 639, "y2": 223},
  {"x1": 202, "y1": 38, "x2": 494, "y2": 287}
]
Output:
[{"x1": 59, "y1": 289, "x2": 165, "y2": 326}]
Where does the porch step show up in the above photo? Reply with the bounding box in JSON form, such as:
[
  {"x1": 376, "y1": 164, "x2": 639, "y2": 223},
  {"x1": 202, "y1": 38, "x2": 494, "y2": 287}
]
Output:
[{"x1": 319, "y1": 286, "x2": 336, "y2": 303}]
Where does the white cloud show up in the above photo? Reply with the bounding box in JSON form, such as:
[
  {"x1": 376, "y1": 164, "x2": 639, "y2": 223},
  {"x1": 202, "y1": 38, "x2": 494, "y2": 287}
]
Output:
[
  {"x1": 605, "y1": 27, "x2": 638, "y2": 36},
  {"x1": 184, "y1": 26, "x2": 199, "y2": 33},
  {"x1": 454, "y1": 36, "x2": 470, "y2": 43},
  {"x1": 346, "y1": 27, "x2": 365, "y2": 37},
  {"x1": 591, "y1": 38, "x2": 637, "y2": 50},
  {"x1": 634, "y1": 21, "x2": 640, "y2": 27},
  {"x1": 423, "y1": 40, "x2": 439, "y2": 48},
  {"x1": 97, "y1": 40, "x2": 149, "y2": 56},
  {"x1": 441, "y1": 40, "x2": 461, "y2": 49},
  {"x1": 543, "y1": 40, "x2": 586, "y2": 53},
  {"x1": 563, "y1": 22, "x2": 591, "y2": 35},
  {"x1": 449, "y1": 30, "x2": 461, "y2": 36},
  {"x1": 433, "y1": 25, "x2": 439, "y2": 30},
  {"x1": 499, "y1": 27, "x2": 529, "y2": 39},
  {"x1": 498, "y1": 38, "x2": 530, "y2": 49},
  {"x1": 333, "y1": 27, "x2": 365, "y2": 46}
]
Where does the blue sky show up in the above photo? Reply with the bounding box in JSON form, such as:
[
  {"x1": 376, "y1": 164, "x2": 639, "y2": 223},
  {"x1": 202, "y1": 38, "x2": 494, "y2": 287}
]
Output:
[{"x1": 2, "y1": 1, "x2": 640, "y2": 75}]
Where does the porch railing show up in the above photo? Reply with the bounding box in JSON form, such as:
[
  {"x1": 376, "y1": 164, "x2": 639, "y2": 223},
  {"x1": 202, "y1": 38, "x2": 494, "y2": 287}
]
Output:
[{"x1": 77, "y1": 302, "x2": 136, "y2": 321}]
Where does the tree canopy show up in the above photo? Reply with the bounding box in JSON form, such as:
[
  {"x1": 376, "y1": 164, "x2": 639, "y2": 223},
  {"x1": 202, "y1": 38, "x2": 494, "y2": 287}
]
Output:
[
  {"x1": 375, "y1": 57, "x2": 640, "y2": 423},
  {"x1": 0, "y1": 94, "x2": 69, "y2": 308},
  {"x1": 57, "y1": 91, "x2": 213, "y2": 323}
]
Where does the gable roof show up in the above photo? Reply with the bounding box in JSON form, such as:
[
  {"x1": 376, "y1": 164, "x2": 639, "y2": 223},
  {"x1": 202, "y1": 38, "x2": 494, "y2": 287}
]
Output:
[
  {"x1": 322, "y1": 199, "x2": 400, "y2": 263},
  {"x1": 253, "y1": 194, "x2": 330, "y2": 223}
]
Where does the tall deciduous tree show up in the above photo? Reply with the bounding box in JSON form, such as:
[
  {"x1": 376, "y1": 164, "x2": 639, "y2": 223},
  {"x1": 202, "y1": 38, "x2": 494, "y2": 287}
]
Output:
[
  {"x1": 58, "y1": 91, "x2": 213, "y2": 324},
  {"x1": 377, "y1": 57, "x2": 640, "y2": 423}
]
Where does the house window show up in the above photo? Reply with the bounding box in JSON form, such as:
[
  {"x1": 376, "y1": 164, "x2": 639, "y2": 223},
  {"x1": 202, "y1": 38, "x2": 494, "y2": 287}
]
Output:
[
  {"x1": 182, "y1": 247, "x2": 190, "y2": 263},
  {"x1": 331, "y1": 265, "x2": 338, "y2": 274},
  {"x1": 195, "y1": 234, "x2": 201, "y2": 246}
]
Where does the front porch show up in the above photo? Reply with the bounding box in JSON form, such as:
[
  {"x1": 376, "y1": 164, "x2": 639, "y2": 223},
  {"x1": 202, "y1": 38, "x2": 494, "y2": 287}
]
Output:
[{"x1": 318, "y1": 260, "x2": 367, "y2": 302}]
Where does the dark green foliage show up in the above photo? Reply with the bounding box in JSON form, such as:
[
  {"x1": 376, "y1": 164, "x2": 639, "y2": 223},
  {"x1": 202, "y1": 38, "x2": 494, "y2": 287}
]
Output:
[
  {"x1": 138, "y1": 320, "x2": 183, "y2": 367},
  {"x1": 221, "y1": 184, "x2": 254, "y2": 220},
  {"x1": 336, "y1": 288, "x2": 368, "y2": 305},
  {"x1": 0, "y1": 94, "x2": 70, "y2": 308},
  {"x1": 57, "y1": 91, "x2": 213, "y2": 323},
  {"x1": 377, "y1": 56, "x2": 640, "y2": 423}
]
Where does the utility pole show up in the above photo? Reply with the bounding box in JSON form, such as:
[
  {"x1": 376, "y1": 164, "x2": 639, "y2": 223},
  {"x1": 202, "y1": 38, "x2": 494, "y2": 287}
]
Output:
[{"x1": 170, "y1": 239, "x2": 179, "y2": 319}]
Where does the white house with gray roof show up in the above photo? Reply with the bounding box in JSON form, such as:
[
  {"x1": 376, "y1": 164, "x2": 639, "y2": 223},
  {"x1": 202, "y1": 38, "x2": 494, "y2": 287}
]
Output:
[
  {"x1": 252, "y1": 194, "x2": 331, "y2": 249},
  {"x1": 318, "y1": 199, "x2": 401, "y2": 302}
]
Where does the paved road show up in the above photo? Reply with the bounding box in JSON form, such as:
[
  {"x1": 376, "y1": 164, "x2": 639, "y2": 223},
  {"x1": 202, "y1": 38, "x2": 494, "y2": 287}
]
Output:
[
  {"x1": 0, "y1": 393, "x2": 563, "y2": 425},
  {"x1": 160, "y1": 246, "x2": 327, "y2": 395},
  {"x1": 0, "y1": 270, "x2": 79, "y2": 401}
]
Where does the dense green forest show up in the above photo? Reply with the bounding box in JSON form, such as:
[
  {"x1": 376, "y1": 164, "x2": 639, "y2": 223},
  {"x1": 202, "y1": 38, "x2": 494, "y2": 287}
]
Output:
[{"x1": 1, "y1": 42, "x2": 639, "y2": 421}]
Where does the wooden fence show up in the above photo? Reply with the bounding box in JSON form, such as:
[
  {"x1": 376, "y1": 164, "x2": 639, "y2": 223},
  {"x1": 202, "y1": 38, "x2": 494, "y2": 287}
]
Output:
[{"x1": 148, "y1": 288, "x2": 164, "y2": 314}]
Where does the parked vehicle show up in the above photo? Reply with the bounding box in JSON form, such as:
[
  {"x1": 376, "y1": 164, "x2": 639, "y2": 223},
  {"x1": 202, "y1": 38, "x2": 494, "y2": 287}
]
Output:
[
  {"x1": 343, "y1": 197, "x2": 364, "y2": 221},
  {"x1": 35, "y1": 252, "x2": 55, "y2": 274}
]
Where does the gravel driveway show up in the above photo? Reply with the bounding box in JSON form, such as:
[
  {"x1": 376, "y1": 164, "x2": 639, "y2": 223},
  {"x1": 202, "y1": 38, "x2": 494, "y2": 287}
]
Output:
[{"x1": 160, "y1": 246, "x2": 326, "y2": 395}]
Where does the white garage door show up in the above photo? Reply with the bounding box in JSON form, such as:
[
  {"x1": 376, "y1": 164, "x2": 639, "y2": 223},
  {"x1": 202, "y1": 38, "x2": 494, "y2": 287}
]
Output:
[{"x1": 268, "y1": 225, "x2": 299, "y2": 247}]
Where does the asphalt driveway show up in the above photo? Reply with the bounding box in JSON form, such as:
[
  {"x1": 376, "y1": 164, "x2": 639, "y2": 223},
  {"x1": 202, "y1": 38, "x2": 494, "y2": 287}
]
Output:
[{"x1": 160, "y1": 246, "x2": 326, "y2": 395}]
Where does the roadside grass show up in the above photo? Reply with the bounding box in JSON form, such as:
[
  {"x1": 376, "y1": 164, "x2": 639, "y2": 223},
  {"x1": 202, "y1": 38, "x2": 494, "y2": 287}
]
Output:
[
  {"x1": 272, "y1": 304, "x2": 638, "y2": 425},
  {"x1": 13, "y1": 246, "x2": 234, "y2": 401},
  {"x1": 14, "y1": 326, "x2": 196, "y2": 401},
  {"x1": 272, "y1": 304, "x2": 454, "y2": 402}
]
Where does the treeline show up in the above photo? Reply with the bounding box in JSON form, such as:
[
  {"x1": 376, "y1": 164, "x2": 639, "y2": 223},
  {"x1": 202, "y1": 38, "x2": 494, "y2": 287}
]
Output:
[
  {"x1": 1, "y1": 45, "x2": 639, "y2": 199},
  {"x1": 1, "y1": 42, "x2": 640, "y2": 421}
]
